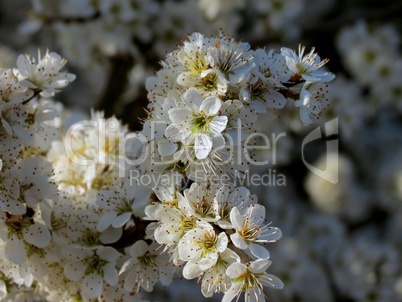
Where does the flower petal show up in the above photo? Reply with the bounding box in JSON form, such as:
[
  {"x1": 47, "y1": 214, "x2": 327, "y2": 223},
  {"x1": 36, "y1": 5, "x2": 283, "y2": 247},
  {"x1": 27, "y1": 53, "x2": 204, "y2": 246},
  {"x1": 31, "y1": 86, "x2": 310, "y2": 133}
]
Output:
[
  {"x1": 97, "y1": 246, "x2": 121, "y2": 262},
  {"x1": 23, "y1": 223, "x2": 51, "y2": 248},
  {"x1": 249, "y1": 259, "x2": 272, "y2": 273},
  {"x1": 182, "y1": 261, "x2": 202, "y2": 280},
  {"x1": 226, "y1": 262, "x2": 246, "y2": 278},
  {"x1": 129, "y1": 240, "x2": 149, "y2": 258},
  {"x1": 99, "y1": 226, "x2": 122, "y2": 244},
  {"x1": 103, "y1": 263, "x2": 119, "y2": 286},
  {"x1": 222, "y1": 282, "x2": 242, "y2": 302},
  {"x1": 165, "y1": 124, "x2": 184, "y2": 142},
  {"x1": 97, "y1": 211, "x2": 117, "y2": 232},
  {"x1": 210, "y1": 116, "x2": 228, "y2": 134},
  {"x1": 216, "y1": 232, "x2": 229, "y2": 253},
  {"x1": 112, "y1": 212, "x2": 132, "y2": 228},
  {"x1": 230, "y1": 232, "x2": 248, "y2": 250},
  {"x1": 259, "y1": 273, "x2": 284, "y2": 289},
  {"x1": 82, "y1": 273, "x2": 103, "y2": 299},
  {"x1": 200, "y1": 96, "x2": 221, "y2": 115},
  {"x1": 194, "y1": 134, "x2": 212, "y2": 159},
  {"x1": 229, "y1": 207, "x2": 243, "y2": 230},
  {"x1": 64, "y1": 261, "x2": 86, "y2": 281},
  {"x1": 249, "y1": 242, "x2": 270, "y2": 259},
  {"x1": 183, "y1": 89, "x2": 204, "y2": 111},
  {"x1": 5, "y1": 235, "x2": 25, "y2": 264},
  {"x1": 168, "y1": 108, "x2": 192, "y2": 123}
]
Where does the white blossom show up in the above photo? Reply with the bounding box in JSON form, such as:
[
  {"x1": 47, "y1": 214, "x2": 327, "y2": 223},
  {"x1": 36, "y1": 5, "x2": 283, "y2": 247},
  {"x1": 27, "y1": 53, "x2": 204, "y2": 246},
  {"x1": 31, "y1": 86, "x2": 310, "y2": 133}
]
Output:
[
  {"x1": 230, "y1": 204, "x2": 281, "y2": 259},
  {"x1": 14, "y1": 50, "x2": 76, "y2": 97},
  {"x1": 223, "y1": 259, "x2": 283, "y2": 302}
]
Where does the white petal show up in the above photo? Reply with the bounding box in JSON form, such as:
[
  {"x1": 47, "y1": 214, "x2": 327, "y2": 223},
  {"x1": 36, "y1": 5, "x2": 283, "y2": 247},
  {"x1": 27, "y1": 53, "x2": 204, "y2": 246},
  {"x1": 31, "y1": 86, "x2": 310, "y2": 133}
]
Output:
[
  {"x1": 183, "y1": 89, "x2": 204, "y2": 110},
  {"x1": 23, "y1": 223, "x2": 51, "y2": 248},
  {"x1": 216, "y1": 232, "x2": 229, "y2": 253},
  {"x1": 28, "y1": 253, "x2": 48, "y2": 278},
  {"x1": 229, "y1": 207, "x2": 243, "y2": 230},
  {"x1": 179, "y1": 241, "x2": 202, "y2": 261},
  {"x1": 153, "y1": 186, "x2": 175, "y2": 203},
  {"x1": 142, "y1": 120, "x2": 167, "y2": 140},
  {"x1": 103, "y1": 263, "x2": 119, "y2": 286},
  {"x1": 249, "y1": 243, "x2": 270, "y2": 260},
  {"x1": 250, "y1": 100, "x2": 267, "y2": 113},
  {"x1": 222, "y1": 282, "x2": 242, "y2": 302},
  {"x1": 220, "y1": 248, "x2": 241, "y2": 264},
  {"x1": 64, "y1": 261, "x2": 86, "y2": 281},
  {"x1": 119, "y1": 258, "x2": 136, "y2": 275},
  {"x1": 123, "y1": 269, "x2": 138, "y2": 292},
  {"x1": 112, "y1": 212, "x2": 132, "y2": 228},
  {"x1": 165, "y1": 124, "x2": 184, "y2": 142},
  {"x1": 249, "y1": 259, "x2": 272, "y2": 273},
  {"x1": 226, "y1": 262, "x2": 246, "y2": 278},
  {"x1": 248, "y1": 204, "x2": 266, "y2": 223},
  {"x1": 35, "y1": 108, "x2": 58, "y2": 123},
  {"x1": 263, "y1": 91, "x2": 287, "y2": 109},
  {"x1": 144, "y1": 204, "x2": 158, "y2": 220},
  {"x1": 1, "y1": 118, "x2": 13, "y2": 136},
  {"x1": 168, "y1": 107, "x2": 192, "y2": 123},
  {"x1": 97, "y1": 211, "x2": 117, "y2": 232},
  {"x1": 16, "y1": 55, "x2": 34, "y2": 77},
  {"x1": 129, "y1": 240, "x2": 149, "y2": 258},
  {"x1": 259, "y1": 227, "x2": 282, "y2": 242},
  {"x1": 303, "y1": 71, "x2": 335, "y2": 83},
  {"x1": 154, "y1": 224, "x2": 180, "y2": 244},
  {"x1": 199, "y1": 253, "x2": 218, "y2": 270},
  {"x1": 5, "y1": 236, "x2": 25, "y2": 264},
  {"x1": 82, "y1": 273, "x2": 103, "y2": 299},
  {"x1": 97, "y1": 246, "x2": 121, "y2": 262},
  {"x1": 182, "y1": 261, "x2": 202, "y2": 280},
  {"x1": 218, "y1": 220, "x2": 233, "y2": 229},
  {"x1": 99, "y1": 226, "x2": 122, "y2": 244},
  {"x1": 210, "y1": 116, "x2": 228, "y2": 134},
  {"x1": 299, "y1": 107, "x2": 312, "y2": 125},
  {"x1": 247, "y1": 288, "x2": 265, "y2": 302},
  {"x1": 194, "y1": 134, "x2": 213, "y2": 159},
  {"x1": 200, "y1": 96, "x2": 221, "y2": 115},
  {"x1": 230, "y1": 232, "x2": 248, "y2": 250},
  {"x1": 259, "y1": 274, "x2": 284, "y2": 289},
  {"x1": 0, "y1": 280, "x2": 6, "y2": 298}
]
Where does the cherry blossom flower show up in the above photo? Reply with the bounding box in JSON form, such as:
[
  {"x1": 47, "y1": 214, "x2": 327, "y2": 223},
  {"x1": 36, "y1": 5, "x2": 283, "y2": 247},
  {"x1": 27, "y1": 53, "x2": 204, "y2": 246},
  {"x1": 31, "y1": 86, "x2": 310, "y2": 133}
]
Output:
[
  {"x1": 63, "y1": 246, "x2": 120, "y2": 299},
  {"x1": 281, "y1": 45, "x2": 335, "y2": 84},
  {"x1": 119, "y1": 240, "x2": 175, "y2": 293},
  {"x1": 14, "y1": 50, "x2": 76, "y2": 97},
  {"x1": 165, "y1": 88, "x2": 228, "y2": 159},
  {"x1": 223, "y1": 259, "x2": 283, "y2": 302},
  {"x1": 230, "y1": 204, "x2": 282, "y2": 259},
  {"x1": 179, "y1": 226, "x2": 228, "y2": 271}
]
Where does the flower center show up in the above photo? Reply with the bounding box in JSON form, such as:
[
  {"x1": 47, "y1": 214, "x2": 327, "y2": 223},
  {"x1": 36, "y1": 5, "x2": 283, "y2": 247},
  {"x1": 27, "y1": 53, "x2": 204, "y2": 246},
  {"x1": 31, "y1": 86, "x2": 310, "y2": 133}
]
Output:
[
  {"x1": 234, "y1": 269, "x2": 264, "y2": 292},
  {"x1": 186, "y1": 52, "x2": 208, "y2": 75},
  {"x1": 138, "y1": 251, "x2": 156, "y2": 268},
  {"x1": 193, "y1": 197, "x2": 215, "y2": 219},
  {"x1": 238, "y1": 220, "x2": 260, "y2": 243},
  {"x1": 6, "y1": 215, "x2": 31, "y2": 236},
  {"x1": 84, "y1": 254, "x2": 107, "y2": 276},
  {"x1": 115, "y1": 197, "x2": 134, "y2": 216},
  {"x1": 191, "y1": 112, "x2": 213, "y2": 134},
  {"x1": 196, "y1": 73, "x2": 219, "y2": 92},
  {"x1": 180, "y1": 215, "x2": 197, "y2": 234}
]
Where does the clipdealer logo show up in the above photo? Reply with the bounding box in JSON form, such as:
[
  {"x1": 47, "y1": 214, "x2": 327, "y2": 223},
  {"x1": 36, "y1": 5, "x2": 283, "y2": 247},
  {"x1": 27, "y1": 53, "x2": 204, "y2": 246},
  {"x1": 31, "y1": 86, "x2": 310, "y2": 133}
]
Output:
[{"x1": 302, "y1": 118, "x2": 339, "y2": 184}]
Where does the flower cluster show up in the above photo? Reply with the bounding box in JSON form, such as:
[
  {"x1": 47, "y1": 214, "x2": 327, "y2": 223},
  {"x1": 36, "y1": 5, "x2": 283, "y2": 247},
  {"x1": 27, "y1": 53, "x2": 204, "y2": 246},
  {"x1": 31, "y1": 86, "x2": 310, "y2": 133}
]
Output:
[
  {"x1": 0, "y1": 33, "x2": 334, "y2": 301},
  {"x1": 144, "y1": 32, "x2": 334, "y2": 184}
]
